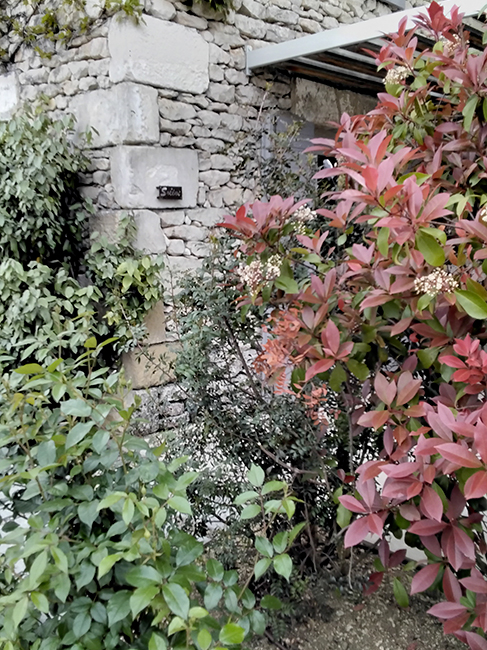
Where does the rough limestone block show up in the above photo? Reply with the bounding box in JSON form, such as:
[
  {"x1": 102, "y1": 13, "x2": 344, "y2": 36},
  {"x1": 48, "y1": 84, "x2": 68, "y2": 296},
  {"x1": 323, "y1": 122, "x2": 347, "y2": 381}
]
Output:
[
  {"x1": 291, "y1": 78, "x2": 376, "y2": 127},
  {"x1": 0, "y1": 73, "x2": 19, "y2": 121},
  {"x1": 133, "y1": 210, "x2": 168, "y2": 253},
  {"x1": 143, "y1": 302, "x2": 166, "y2": 345},
  {"x1": 108, "y1": 16, "x2": 209, "y2": 93},
  {"x1": 111, "y1": 147, "x2": 199, "y2": 210},
  {"x1": 123, "y1": 343, "x2": 177, "y2": 389},
  {"x1": 70, "y1": 83, "x2": 159, "y2": 148}
]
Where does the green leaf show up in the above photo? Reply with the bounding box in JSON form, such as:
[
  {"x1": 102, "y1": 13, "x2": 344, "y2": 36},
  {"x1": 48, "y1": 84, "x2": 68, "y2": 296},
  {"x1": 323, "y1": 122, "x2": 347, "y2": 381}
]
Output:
[
  {"x1": 455, "y1": 289, "x2": 487, "y2": 319},
  {"x1": 234, "y1": 490, "x2": 259, "y2": 505},
  {"x1": 98, "y1": 492, "x2": 125, "y2": 510},
  {"x1": 272, "y1": 532, "x2": 288, "y2": 554},
  {"x1": 393, "y1": 577, "x2": 409, "y2": 608},
  {"x1": 176, "y1": 539, "x2": 204, "y2": 567},
  {"x1": 250, "y1": 610, "x2": 266, "y2": 635},
  {"x1": 337, "y1": 503, "x2": 352, "y2": 529},
  {"x1": 84, "y1": 336, "x2": 97, "y2": 349},
  {"x1": 130, "y1": 585, "x2": 159, "y2": 618},
  {"x1": 168, "y1": 616, "x2": 186, "y2": 635},
  {"x1": 126, "y1": 565, "x2": 162, "y2": 588},
  {"x1": 190, "y1": 607, "x2": 209, "y2": 619},
  {"x1": 51, "y1": 547, "x2": 68, "y2": 573},
  {"x1": 254, "y1": 558, "x2": 272, "y2": 580},
  {"x1": 377, "y1": 227, "x2": 389, "y2": 256},
  {"x1": 417, "y1": 347, "x2": 439, "y2": 369},
  {"x1": 273, "y1": 554, "x2": 292, "y2": 581},
  {"x1": 97, "y1": 553, "x2": 122, "y2": 579},
  {"x1": 255, "y1": 536, "x2": 274, "y2": 558},
  {"x1": 12, "y1": 596, "x2": 28, "y2": 629},
  {"x1": 247, "y1": 464, "x2": 265, "y2": 487},
  {"x1": 415, "y1": 230, "x2": 445, "y2": 267},
  {"x1": 31, "y1": 591, "x2": 49, "y2": 613},
  {"x1": 261, "y1": 481, "x2": 286, "y2": 495},
  {"x1": 54, "y1": 574, "x2": 71, "y2": 603},
  {"x1": 274, "y1": 275, "x2": 299, "y2": 294},
  {"x1": 29, "y1": 550, "x2": 48, "y2": 587},
  {"x1": 60, "y1": 399, "x2": 92, "y2": 417},
  {"x1": 288, "y1": 522, "x2": 306, "y2": 544},
  {"x1": 329, "y1": 363, "x2": 347, "y2": 392},
  {"x1": 167, "y1": 496, "x2": 192, "y2": 515},
  {"x1": 73, "y1": 611, "x2": 91, "y2": 639},
  {"x1": 417, "y1": 293, "x2": 433, "y2": 312},
  {"x1": 240, "y1": 503, "x2": 261, "y2": 519},
  {"x1": 204, "y1": 583, "x2": 223, "y2": 610},
  {"x1": 463, "y1": 94, "x2": 478, "y2": 131},
  {"x1": 261, "y1": 595, "x2": 282, "y2": 610},
  {"x1": 197, "y1": 629, "x2": 213, "y2": 650},
  {"x1": 206, "y1": 558, "x2": 224, "y2": 582},
  {"x1": 122, "y1": 498, "x2": 135, "y2": 526},
  {"x1": 107, "y1": 590, "x2": 131, "y2": 626},
  {"x1": 65, "y1": 422, "x2": 93, "y2": 449},
  {"x1": 78, "y1": 501, "x2": 99, "y2": 529},
  {"x1": 36, "y1": 441, "x2": 56, "y2": 467},
  {"x1": 149, "y1": 633, "x2": 167, "y2": 650},
  {"x1": 346, "y1": 359, "x2": 369, "y2": 381},
  {"x1": 219, "y1": 624, "x2": 245, "y2": 645},
  {"x1": 15, "y1": 363, "x2": 44, "y2": 375},
  {"x1": 162, "y1": 583, "x2": 190, "y2": 620}
]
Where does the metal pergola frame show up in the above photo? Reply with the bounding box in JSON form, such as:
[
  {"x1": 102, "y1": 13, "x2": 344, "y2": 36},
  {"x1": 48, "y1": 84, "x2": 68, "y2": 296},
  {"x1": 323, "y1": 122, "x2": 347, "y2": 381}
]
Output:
[{"x1": 245, "y1": 0, "x2": 486, "y2": 94}]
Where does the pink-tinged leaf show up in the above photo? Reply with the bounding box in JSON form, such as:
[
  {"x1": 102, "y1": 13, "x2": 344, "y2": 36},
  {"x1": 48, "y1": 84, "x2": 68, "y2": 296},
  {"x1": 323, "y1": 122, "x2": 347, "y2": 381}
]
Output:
[
  {"x1": 363, "y1": 571, "x2": 384, "y2": 596},
  {"x1": 382, "y1": 462, "x2": 420, "y2": 478},
  {"x1": 374, "y1": 372, "x2": 396, "y2": 406},
  {"x1": 438, "y1": 443, "x2": 482, "y2": 468},
  {"x1": 409, "y1": 520, "x2": 447, "y2": 536},
  {"x1": 464, "y1": 471, "x2": 487, "y2": 500},
  {"x1": 452, "y1": 526, "x2": 475, "y2": 561},
  {"x1": 420, "y1": 486, "x2": 444, "y2": 522},
  {"x1": 323, "y1": 319, "x2": 340, "y2": 356},
  {"x1": 389, "y1": 549, "x2": 406, "y2": 568},
  {"x1": 338, "y1": 495, "x2": 367, "y2": 514},
  {"x1": 390, "y1": 317, "x2": 413, "y2": 336},
  {"x1": 411, "y1": 563, "x2": 441, "y2": 595},
  {"x1": 305, "y1": 358, "x2": 334, "y2": 381},
  {"x1": 460, "y1": 576, "x2": 487, "y2": 594},
  {"x1": 439, "y1": 355, "x2": 467, "y2": 369},
  {"x1": 344, "y1": 517, "x2": 370, "y2": 548},
  {"x1": 474, "y1": 422, "x2": 487, "y2": 464},
  {"x1": 447, "y1": 485, "x2": 467, "y2": 520},
  {"x1": 422, "y1": 534, "x2": 443, "y2": 558},
  {"x1": 396, "y1": 372, "x2": 422, "y2": 406},
  {"x1": 359, "y1": 460, "x2": 386, "y2": 481},
  {"x1": 443, "y1": 567, "x2": 462, "y2": 602},
  {"x1": 360, "y1": 292, "x2": 393, "y2": 309},
  {"x1": 357, "y1": 410, "x2": 390, "y2": 430},
  {"x1": 465, "y1": 632, "x2": 487, "y2": 650},
  {"x1": 367, "y1": 513, "x2": 384, "y2": 537},
  {"x1": 427, "y1": 602, "x2": 468, "y2": 619},
  {"x1": 399, "y1": 504, "x2": 421, "y2": 521}
]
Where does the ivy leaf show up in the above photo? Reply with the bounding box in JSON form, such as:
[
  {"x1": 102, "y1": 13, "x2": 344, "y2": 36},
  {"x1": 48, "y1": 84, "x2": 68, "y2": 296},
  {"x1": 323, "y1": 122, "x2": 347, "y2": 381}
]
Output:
[
  {"x1": 78, "y1": 501, "x2": 99, "y2": 529},
  {"x1": 206, "y1": 558, "x2": 224, "y2": 582},
  {"x1": 12, "y1": 596, "x2": 28, "y2": 629},
  {"x1": 65, "y1": 421, "x2": 93, "y2": 449},
  {"x1": 130, "y1": 585, "x2": 159, "y2": 618},
  {"x1": 254, "y1": 558, "x2": 272, "y2": 580},
  {"x1": 247, "y1": 464, "x2": 265, "y2": 487},
  {"x1": 204, "y1": 583, "x2": 223, "y2": 610},
  {"x1": 250, "y1": 610, "x2": 266, "y2": 635},
  {"x1": 97, "y1": 553, "x2": 122, "y2": 579},
  {"x1": 73, "y1": 611, "x2": 91, "y2": 639},
  {"x1": 149, "y1": 633, "x2": 167, "y2": 650},
  {"x1": 162, "y1": 583, "x2": 190, "y2": 620},
  {"x1": 261, "y1": 595, "x2": 283, "y2": 610},
  {"x1": 255, "y1": 536, "x2": 274, "y2": 558},
  {"x1": 273, "y1": 554, "x2": 292, "y2": 581},
  {"x1": 240, "y1": 503, "x2": 261, "y2": 519},
  {"x1": 31, "y1": 591, "x2": 49, "y2": 613},
  {"x1": 51, "y1": 547, "x2": 68, "y2": 573},
  {"x1": 197, "y1": 629, "x2": 212, "y2": 650},
  {"x1": 167, "y1": 496, "x2": 192, "y2": 515},
  {"x1": 107, "y1": 590, "x2": 131, "y2": 626}
]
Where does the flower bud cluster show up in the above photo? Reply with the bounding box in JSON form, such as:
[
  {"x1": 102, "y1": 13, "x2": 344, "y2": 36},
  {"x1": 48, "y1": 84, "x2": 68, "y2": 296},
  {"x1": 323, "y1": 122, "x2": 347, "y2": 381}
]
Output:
[
  {"x1": 439, "y1": 33, "x2": 461, "y2": 56},
  {"x1": 478, "y1": 205, "x2": 487, "y2": 224},
  {"x1": 236, "y1": 255, "x2": 283, "y2": 290},
  {"x1": 383, "y1": 65, "x2": 409, "y2": 85},
  {"x1": 414, "y1": 268, "x2": 459, "y2": 297},
  {"x1": 294, "y1": 205, "x2": 317, "y2": 222}
]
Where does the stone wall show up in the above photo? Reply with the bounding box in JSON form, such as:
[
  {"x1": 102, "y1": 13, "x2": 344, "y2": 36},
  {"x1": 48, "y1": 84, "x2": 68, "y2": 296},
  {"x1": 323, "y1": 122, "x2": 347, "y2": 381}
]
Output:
[{"x1": 1, "y1": 0, "x2": 425, "y2": 389}]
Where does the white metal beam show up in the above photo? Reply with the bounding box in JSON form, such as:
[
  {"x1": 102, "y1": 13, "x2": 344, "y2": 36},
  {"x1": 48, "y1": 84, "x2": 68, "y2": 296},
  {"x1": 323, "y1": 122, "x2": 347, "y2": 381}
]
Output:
[{"x1": 246, "y1": 0, "x2": 486, "y2": 74}]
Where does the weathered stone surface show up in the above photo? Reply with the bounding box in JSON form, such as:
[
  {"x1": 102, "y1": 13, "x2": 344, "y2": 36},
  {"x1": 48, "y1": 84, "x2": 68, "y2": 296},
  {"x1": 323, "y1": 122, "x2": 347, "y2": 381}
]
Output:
[
  {"x1": 109, "y1": 16, "x2": 209, "y2": 93},
  {"x1": 291, "y1": 77, "x2": 376, "y2": 126},
  {"x1": 133, "y1": 210, "x2": 168, "y2": 253},
  {"x1": 176, "y1": 12, "x2": 208, "y2": 30},
  {"x1": 188, "y1": 207, "x2": 226, "y2": 227},
  {"x1": 71, "y1": 83, "x2": 159, "y2": 147},
  {"x1": 207, "y1": 83, "x2": 235, "y2": 104},
  {"x1": 160, "y1": 211, "x2": 185, "y2": 227},
  {"x1": 0, "y1": 73, "x2": 19, "y2": 121},
  {"x1": 143, "y1": 301, "x2": 166, "y2": 345},
  {"x1": 111, "y1": 146, "x2": 199, "y2": 209},
  {"x1": 164, "y1": 225, "x2": 208, "y2": 241},
  {"x1": 158, "y1": 97, "x2": 196, "y2": 121},
  {"x1": 199, "y1": 170, "x2": 230, "y2": 187},
  {"x1": 167, "y1": 238, "x2": 185, "y2": 255},
  {"x1": 148, "y1": 0, "x2": 177, "y2": 21},
  {"x1": 123, "y1": 343, "x2": 176, "y2": 389}
]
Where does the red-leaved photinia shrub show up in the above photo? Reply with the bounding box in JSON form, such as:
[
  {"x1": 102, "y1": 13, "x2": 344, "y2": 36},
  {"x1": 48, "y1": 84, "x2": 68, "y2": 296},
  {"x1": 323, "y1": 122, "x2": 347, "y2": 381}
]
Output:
[{"x1": 220, "y1": 3, "x2": 487, "y2": 647}]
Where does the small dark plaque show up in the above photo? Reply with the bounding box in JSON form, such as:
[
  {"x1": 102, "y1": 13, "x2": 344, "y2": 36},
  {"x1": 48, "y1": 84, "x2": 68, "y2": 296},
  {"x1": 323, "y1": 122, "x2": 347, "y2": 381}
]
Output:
[{"x1": 157, "y1": 185, "x2": 183, "y2": 200}]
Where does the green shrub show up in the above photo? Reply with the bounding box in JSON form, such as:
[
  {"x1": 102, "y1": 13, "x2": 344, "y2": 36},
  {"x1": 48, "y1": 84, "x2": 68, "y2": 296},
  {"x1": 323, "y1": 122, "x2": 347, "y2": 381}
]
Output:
[{"x1": 0, "y1": 346, "x2": 301, "y2": 650}]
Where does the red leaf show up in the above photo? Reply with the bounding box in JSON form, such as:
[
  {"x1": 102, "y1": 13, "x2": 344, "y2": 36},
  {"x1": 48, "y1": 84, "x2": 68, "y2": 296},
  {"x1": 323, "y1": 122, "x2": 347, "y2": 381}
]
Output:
[
  {"x1": 338, "y1": 495, "x2": 367, "y2": 514},
  {"x1": 374, "y1": 373, "x2": 396, "y2": 406},
  {"x1": 438, "y1": 443, "x2": 482, "y2": 468},
  {"x1": 381, "y1": 462, "x2": 420, "y2": 478},
  {"x1": 420, "y1": 486, "x2": 444, "y2": 522},
  {"x1": 460, "y1": 576, "x2": 487, "y2": 594},
  {"x1": 367, "y1": 513, "x2": 384, "y2": 537},
  {"x1": 396, "y1": 371, "x2": 422, "y2": 406},
  {"x1": 390, "y1": 317, "x2": 413, "y2": 336},
  {"x1": 409, "y1": 520, "x2": 447, "y2": 536},
  {"x1": 465, "y1": 632, "x2": 487, "y2": 650},
  {"x1": 344, "y1": 517, "x2": 370, "y2": 548},
  {"x1": 357, "y1": 410, "x2": 390, "y2": 430},
  {"x1": 363, "y1": 571, "x2": 384, "y2": 596},
  {"x1": 305, "y1": 358, "x2": 334, "y2": 381},
  {"x1": 323, "y1": 319, "x2": 341, "y2": 356},
  {"x1": 464, "y1": 471, "x2": 487, "y2": 500},
  {"x1": 427, "y1": 602, "x2": 468, "y2": 619},
  {"x1": 439, "y1": 355, "x2": 467, "y2": 369},
  {"x1": 410, "y1": 563, "x2": 441, "y2": 595},
  {"x1": 443, "y1": 567, "x2": 462, "y2": 602}
]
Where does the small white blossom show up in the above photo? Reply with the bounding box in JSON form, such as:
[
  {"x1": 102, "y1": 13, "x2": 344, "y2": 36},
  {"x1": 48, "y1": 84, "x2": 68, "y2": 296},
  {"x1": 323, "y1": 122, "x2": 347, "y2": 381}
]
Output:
[
  {"x1": 384, "y1": 66, "x2": 409, "y2": 85},
  {"x1": 478, "y1": 205, "x2": 487, "y2": 224},
  {"x1": 439, "y1": 34, "x2": 461, "y2": 56},
  {"x1": 236, "y1": 259, "x2": 264, "y2": 291},
  {"x1": 294, "y1": 205, "x2": 317, "y2": 222},
  {"x1": 414, "y1": 268, "x2": 459, "y2": 297},
  {"x1": 266, "y1": 254, "x2": 282, "y2": 280}
]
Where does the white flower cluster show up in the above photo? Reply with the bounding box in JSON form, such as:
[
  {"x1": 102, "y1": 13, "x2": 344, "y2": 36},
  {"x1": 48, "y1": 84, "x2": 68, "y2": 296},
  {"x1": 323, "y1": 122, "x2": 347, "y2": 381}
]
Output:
[
  {"x1": 266, "y1": 254, "x2": 282, "y2": 280},
  {"x1": 294, "y1": 205, "x2": 317, "y2": 222},
  {"x1": 236, "y1": 255, "x2": 283, "y2": 290},
  {"x1": 478, "y1": 205, "x2": 487, "y2": 224},
  {"x1": 236, "y1": 260, "x2": 264, "y2": 292},
  {"x1": 414, "y1": 268, "x2": 459, "y2": 297},
  {"x1": 383, "y1": 65, "x2": 409, "y2": 85},
  {"x1": 316, "y1": 407, "x2": 328, "y2": 425},
  {"x1": 439, "y1": 34, "x2": 461, "y2": 56}
]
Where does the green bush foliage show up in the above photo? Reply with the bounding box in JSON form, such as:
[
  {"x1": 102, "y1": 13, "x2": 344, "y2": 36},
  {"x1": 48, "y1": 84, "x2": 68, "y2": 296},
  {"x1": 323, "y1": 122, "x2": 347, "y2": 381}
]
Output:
[
  {"x1": 0, "y1": 110, "x2": 164, "y2": 371},
  {"x1": 0, "y1": 348, "x2": 301, "y2": 650}
]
